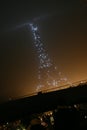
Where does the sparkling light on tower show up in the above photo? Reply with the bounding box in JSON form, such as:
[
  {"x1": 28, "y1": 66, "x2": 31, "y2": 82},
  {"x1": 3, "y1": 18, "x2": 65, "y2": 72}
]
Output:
[
  {"x1": 29, "y1": 22, "x2": 68, "y2": 91},
  {"x1": 9, "y1": 18, "x2": 69, "y2": 92}
]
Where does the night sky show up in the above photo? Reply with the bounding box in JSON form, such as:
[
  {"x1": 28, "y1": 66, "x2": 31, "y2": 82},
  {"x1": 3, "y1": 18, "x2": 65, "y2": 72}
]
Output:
[{"x1": 0, "y1": 0, "x2": 87, "y2": 102}]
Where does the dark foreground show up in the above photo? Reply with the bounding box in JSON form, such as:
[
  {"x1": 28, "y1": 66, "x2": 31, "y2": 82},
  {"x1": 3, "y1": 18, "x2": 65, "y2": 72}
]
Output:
[{"x1": 0, "y1": 82, "x2": 87, "y2": 129}]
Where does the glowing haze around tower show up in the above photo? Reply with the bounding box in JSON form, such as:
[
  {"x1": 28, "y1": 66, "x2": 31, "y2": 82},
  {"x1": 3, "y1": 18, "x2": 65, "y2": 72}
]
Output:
[{"x1": 9, "y1": 18, "x2": 69, "y2": 92}]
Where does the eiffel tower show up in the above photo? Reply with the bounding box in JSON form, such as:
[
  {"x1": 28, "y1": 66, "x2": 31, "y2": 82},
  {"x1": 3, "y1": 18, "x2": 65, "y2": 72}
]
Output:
[{"x1": 29, "y1": 23, "x2": 68, "y2": 92}]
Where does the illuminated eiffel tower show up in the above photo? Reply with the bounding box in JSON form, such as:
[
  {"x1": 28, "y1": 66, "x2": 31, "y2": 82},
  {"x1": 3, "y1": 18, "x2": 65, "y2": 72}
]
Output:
[{"x1": 29, "y1": 23, "x2": 68, "y2": 92}]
